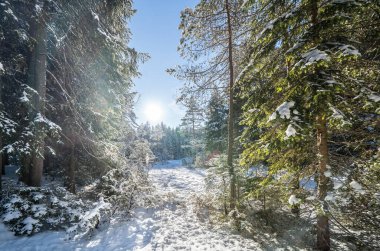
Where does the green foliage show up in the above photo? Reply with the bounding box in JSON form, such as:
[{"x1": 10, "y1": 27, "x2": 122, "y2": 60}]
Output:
[
  {"x1": 205, "y1": 92, "x2": 228, "y2": 152},
  {"x1": 239, "y1": 0, "x2": 379, "y2": 186},
  {"x1": 236, "y1": 0, "x2": 380, "y2": 247}
]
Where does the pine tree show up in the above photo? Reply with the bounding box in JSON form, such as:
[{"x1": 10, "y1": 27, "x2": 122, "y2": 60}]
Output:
[
  {"x1": 238, "y1": 0, "x2": 379, "y2": 249},
  {"x1": 205, "y1": 91, "x2": 228, "y2": 153},
  {"x1": 172, "y1": 0, "x2": 252, "y2": 211},
  {"x1": 0, "y1": 0, "x2": 142, "y2": 190},
  {"x1": 180, "y1": 96, "x2": 205, "y2": 159}
]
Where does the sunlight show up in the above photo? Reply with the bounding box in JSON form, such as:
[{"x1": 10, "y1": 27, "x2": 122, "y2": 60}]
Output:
[{"x1": 143, "y1": 102, "x2": 164, "y2": 124}]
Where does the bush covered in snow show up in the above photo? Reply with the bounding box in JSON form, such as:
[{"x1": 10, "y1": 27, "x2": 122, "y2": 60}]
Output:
[
  {"x1": 65, "y1": 197, "x2": 111, "y2": 240},
  {"x1": 1, "y1": 179, "x2": 85, "y2": 235},
  {"x1": 1, "y1": 178, "x2": 114, "y2": 238}
]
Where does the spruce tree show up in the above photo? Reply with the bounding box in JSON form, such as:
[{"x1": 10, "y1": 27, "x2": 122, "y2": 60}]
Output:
[
  {"x1": 238, "y1": 0, "x2": 379, "y2": 249},
  {"x1": 205, "y1": 91, "x2": 228, "y2": 153}
]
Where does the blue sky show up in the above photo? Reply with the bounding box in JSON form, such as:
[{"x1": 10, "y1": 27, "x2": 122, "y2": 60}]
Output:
[{"x1": 129, "y1": 0, "x2": 198, "y2": 127}]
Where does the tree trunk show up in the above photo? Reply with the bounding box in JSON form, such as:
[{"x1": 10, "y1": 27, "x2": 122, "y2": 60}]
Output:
[
  {"x1": 225, "y1": 0, "x2": 236, "y2": 211},
  {"x1": 222, "y1": 176, "x2": 228, "y2": 216},
  {"x1": 0, "y1": 139, "x2": 2, "y2": 199},
  {"x1": 66, "y1": 145, "x2": 76, "y2": 193},
  {"x1": 2, "y1": 154, "x2": 6, "y2": 175},
  {"x1": 22, "y1": 3, "x2": 48, "y2": 187},
  {"x1": 291, "y1": 173, "x2": 300, "y2": 215},
  {"x1": 310, "y1": 0, "x2": 330, "y2": 249},
  {"x1": 316, "y1": 115, "x2": 330, "y2": 250},
  {"x1": 0, "y1": 78, "x2": 2, "y2": 197}
]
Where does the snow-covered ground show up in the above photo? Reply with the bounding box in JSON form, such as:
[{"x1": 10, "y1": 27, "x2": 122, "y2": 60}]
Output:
[{"x1": 0, "y1": 160, "x2": 264, "y2": 251}]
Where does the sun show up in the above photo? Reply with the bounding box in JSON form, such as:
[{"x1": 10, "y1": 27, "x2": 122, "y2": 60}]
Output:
[{"x1": 144, "y1": 102, "x2": 164, "y2": 124}]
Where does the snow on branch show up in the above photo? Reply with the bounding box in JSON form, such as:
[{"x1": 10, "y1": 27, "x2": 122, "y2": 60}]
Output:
[
  {"x1": 295, "y1": 48, "x2": 330, "y2": 67},
  {"x1": 268, "y1": 101, "x2": 295, "y2": 121},
  {"x1": 34, "y1": 113, "x2": 62, "y2": 132}
]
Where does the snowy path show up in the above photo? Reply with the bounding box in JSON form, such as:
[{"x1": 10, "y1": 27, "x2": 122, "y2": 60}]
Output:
[
  {"x1": 0, "y1": 161, "x2": 261, "y2": 251},
  {"x1": 123, "y1": 161, "x2": 259, "y2": 251},
  {"x1": 90, "y1": 160, "x2": 259, "y2": 250}
]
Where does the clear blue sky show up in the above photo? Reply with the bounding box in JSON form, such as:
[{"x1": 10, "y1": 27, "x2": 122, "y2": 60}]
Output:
[{"x1": 129, "y1": 0, "x2": 198, "y2": 127}]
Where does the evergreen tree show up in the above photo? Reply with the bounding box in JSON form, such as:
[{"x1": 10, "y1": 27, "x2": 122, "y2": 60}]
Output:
[
  {"x1": 172, "y1": 0, "x2": 252, "y2": 211},
  {"x1": 205, "y1": 91, "x2": 228, "y2": 153},
  {"x1": 0, "y1": 0, "x2": 144, "y2": 191},
  {"x1": 180, "y1": 96, "x2": 205, "y2": 159},
  {"x1": 238, "y1": 0, "x2": 379, "y2": 249}
]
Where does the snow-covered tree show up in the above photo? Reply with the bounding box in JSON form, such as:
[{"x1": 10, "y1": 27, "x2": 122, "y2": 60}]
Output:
[{"x1": 238, "y1": 0, "x2": 380, "y2": 249}]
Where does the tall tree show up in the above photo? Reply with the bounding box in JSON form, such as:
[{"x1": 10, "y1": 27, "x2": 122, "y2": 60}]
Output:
[
  {"x1": 20, "y1": 0, "x2": 50, "y2": 186},
  {"x1": 238, "y1": 0, "x2": 379, "y2": 249},
  {"x1": 172, "y1": 0, "x2": 251, "y2": 211},
  {"x1": 224, "y1": 0, "x2": 237, "y2": 210},
  {"x1": 0, "y1": 0, "x2": 142, "y2": 191}
]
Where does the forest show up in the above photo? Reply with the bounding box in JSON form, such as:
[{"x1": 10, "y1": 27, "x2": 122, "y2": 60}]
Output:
[{"x1": 0, "y1": 0, "x2": 379, "y2": 250}]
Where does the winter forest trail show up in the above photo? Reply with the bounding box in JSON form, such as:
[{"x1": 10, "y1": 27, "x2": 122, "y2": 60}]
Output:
[
  {"x1": 100, "y1": 160, "x2": 260, "y2": 251},
  {"x1": 0, "y1": 161, "x2": 297, "y2": 251}
]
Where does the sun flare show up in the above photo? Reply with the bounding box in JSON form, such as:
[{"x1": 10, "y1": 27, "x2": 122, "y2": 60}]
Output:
[{"x1": 144, "y1": 102, "x2": 164, "y2": 124}]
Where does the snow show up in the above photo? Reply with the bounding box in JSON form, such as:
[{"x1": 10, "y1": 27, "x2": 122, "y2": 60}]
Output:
[
  {"x1": 333, "y1": 180, "x2": 343, "y2": 190},
  {"x1": 256, "y1": 20, "x2": 275, "y2": 41},
  {"x1": 0, "y1": 161, "x2": 262, "y2": 250},
  {"x1": 91, "y1": 11, "x2": 99, "y2": 22},
  {"x1": 20, "y1": 91, "x2": 29, "y2": 103},
  {"x1": 330, "y1": 107, "x2": 344, "y2": 120},
  {"x1": 34, "y1": 113, "x2": 62, "y2": 131},
  {"x1": 339, "y1": 45, "x2": 361, "y2": 57},
  {"x1": 285, "y1": 124, "x2": 297, "y2": 138},
  {"x1": 288, "y1": 195, "x2": 300, "y2": 205},
  {"x1": 10, "y1": 195, "x2": 23, "y2": 204},
  {"x1": 306, "y1": 196, "x2": 316, "y2": 201},
  {"x1": 5, "y1": 8, "x2": 18, "y2": 21},
  {"x1": 67, "y1": 197, "x2": 111, "y2": 240},
  {"x1": 325, "y1": 79, "x2": 337, "y2": 85},
  {"x1": 268, "y1": 101, "x2": 295, "y2": 121},
  {"x1": 287, "y1": 41, "x2": 305, "y2": 53},
  {"x1": 302, "y1": 49, "x2": 329, "y2": 64},
  {"x1": 3, "y1": 210, "x2": 22, "y2": 222},
  {"x1": 324, "y1": 170, "x2": 332, "y2": 178},
  {"x1": 349, "y1": 180, "x2": 365, "y2": 194},
  {"x1": 31, "y1": 205, "x2": 48, "y2": 218},
  {"x1": 325, "y1": 194, "x2": 335, "y2": 202},
  {"x1": 268, "y1": 112, "x2": 277, "y2": 121},
  {"x1": 296, "y1": 49, "x2": 329, "y2": 67},
  {"x1": 31, "y1": 192, "x2": 44, "y2": 201},
  {"x1": 368, "y1": 94, "x2": 380, "y2": 102},
  {"x1": 248, "y1": 108, "x2": 258, "y2": 113},
  {"x1": 21, "y1": 217, "x2": 41, "y2": 235}
]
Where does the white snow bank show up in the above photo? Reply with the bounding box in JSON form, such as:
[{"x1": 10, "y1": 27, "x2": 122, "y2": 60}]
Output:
[{"x1": 0, "y1": 160, "x2": 292, "y2": 250}]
